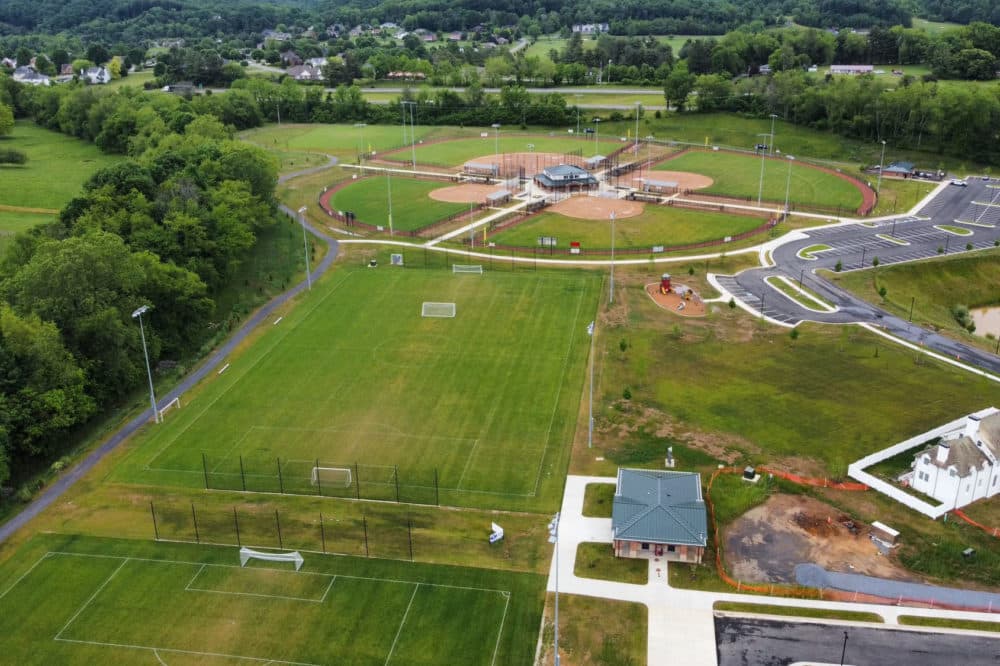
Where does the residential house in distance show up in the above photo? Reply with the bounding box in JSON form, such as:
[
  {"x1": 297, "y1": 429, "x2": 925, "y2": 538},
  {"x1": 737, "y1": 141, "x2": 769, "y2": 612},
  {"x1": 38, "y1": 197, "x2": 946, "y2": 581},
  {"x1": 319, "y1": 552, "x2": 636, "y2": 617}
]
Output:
[
  {"x1": 572, "y1": 23, "x2": 610, "y2": 34},
  {"x1": 1, "y1": 57, "x2": 16, "y2": 69},
  {"x1": 59, "y1": 64, "x2": 74, "y2": 76},
  {"x1": 911, "y1": 409, "x2": 1000, "y2": 511},
  {"x1": 262, "y1": 29, "x2": 292, "y2": 42},
  {"x1": 611, "y1": 468, "x2": 707, "y2": 563},
  {"x1": 83, "y1": 66, "x2": 112, "y2": 85},
  {"x1": 829, "y1": 64, "x2": 873, "y2": 75},
  {"x1": 447, "y1": 31, "x2": 463, "y2": 41},
  {"x1": 280, "y1": 51, "x2": 303, "y2": 67},
  {"x1": 286, "y1": 65, "x2": 324, "y2": 82},
  {"x1": 414, "y1": 29, "x2": 437, "y2": 42},
  {"x1": 12, "y1": 66, "x2": 50, "y2": 86}
]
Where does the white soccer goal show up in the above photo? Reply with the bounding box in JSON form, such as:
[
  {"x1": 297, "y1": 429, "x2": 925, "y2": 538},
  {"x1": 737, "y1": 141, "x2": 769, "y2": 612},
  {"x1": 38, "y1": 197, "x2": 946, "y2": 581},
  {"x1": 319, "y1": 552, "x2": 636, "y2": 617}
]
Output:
[
  {"x1": 158, "y1": 397, "x2": 181, "y2": 421},
  {"x1": 452, "y1": 264, "x2": 483, "y2": 274},
  {"x1": 239, "y1": 547, "x2": 304, "y2": 571},
  {"x1": 421, "y1": 302, "x2": 456, "y2": 318},
  {"x1": 311, "y1": 466, "x2": 353, "y2": 487}
]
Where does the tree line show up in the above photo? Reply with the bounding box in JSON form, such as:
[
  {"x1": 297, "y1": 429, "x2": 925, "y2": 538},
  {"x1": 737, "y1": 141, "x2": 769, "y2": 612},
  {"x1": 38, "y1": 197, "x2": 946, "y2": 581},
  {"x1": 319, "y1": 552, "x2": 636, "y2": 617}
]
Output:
[{"x1": 0, "y1": 79, "x2": 279, "y2": 494}]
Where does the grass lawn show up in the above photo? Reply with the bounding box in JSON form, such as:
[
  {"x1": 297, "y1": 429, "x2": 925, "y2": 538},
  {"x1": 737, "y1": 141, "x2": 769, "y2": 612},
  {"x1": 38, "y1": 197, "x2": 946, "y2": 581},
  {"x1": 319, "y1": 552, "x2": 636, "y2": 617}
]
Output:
[
  {"x1": 104, "y1": 69, "x2": 155, "y2": 89},
  {"x1": 911, "y1": 18, "x2": 963, "y2": 34},
  {"x1": 112, "y1": 262, "x2": 600, "y2": 512},
  {"x1": 0, "y1": 121, "x2": 119, "y2": 210},
  {"x1": 899, "y1": 615, "x2": 1000, "y2": 632},
  {"x1": 658, "y1": 150, "x2": 863, "y2": 211},
  {"x1": 829, "y1": 249, "x2": 1000, "y2": 350},
  {"x1": 241, "y1": 123, "x2": 439, "y2": 158},
  {"x1": 714, "y1": 602, "x2": 883, "y2": 623},
  {"x1": 0, "y1": 534, "x2": 543, "y2": 665},
  {"x1": 574, "y1": 542, "x2": 648, "y2": 584},
  {"x1": 396, "y1": 135, "x2": 623, "y2": 168},
  {"x1": 0, "y1": 210, "x2": 53, "y2": 255},
  {"x1": 490, "y1": 206, "x2": 765, "y2": 251},
  {"x1": 870, "y1": 178, "x2": 937, "y2": 216},
  {"x1": 329, "y1": 176, "x2": 467, "y2": 231},
  {"x1": 582, "y1": 483, "x2": 615, "y2": 517},
  {"x1": 545, "y1": 593, "x2": 647, "y2": 665}
]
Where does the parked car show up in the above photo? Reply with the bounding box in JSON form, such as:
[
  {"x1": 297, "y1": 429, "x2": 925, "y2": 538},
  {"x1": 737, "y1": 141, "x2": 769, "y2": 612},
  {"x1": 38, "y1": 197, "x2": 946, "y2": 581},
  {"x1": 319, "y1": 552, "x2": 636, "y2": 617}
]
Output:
[{"x1": 950, "y1": 179, "x2": 968, "y2": 187}]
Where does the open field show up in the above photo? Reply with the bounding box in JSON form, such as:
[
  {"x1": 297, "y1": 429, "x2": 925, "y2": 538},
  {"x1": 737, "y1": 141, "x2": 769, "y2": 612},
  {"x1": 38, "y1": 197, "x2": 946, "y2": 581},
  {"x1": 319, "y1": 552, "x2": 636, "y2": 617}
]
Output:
[
  {"x1": 327, "y1": 176, "x2": 467, "y2": 231},
  {"x1": 104, "y1": 69, "x2": 156, "y2": 89},
  {"x1": 657, "y1": 150, "x2": 864, "y2": 210},
  {"x1": 393, "y1": 135, "x2": 623, "y2": 167},
  {"x1": 0, "y1": 210, "x2": 53, "y2": 254},
  {"x1": 869, "y1": 177, "x2": 937, "y2": 216},
  {"x1": 0, "y1": 534, "x2": 543, "y2": 665},
  {"x1": 113, "y1": 262, "x2": 600, "y2": 512},
  {"x1": 911, "y1": 18, "x2": 963, "y2": 34},
  {"x1": 829, "y1": 249, "x2": 1000, "y2": 351},
  {"x1": 490, "y1": 204, "x2": 765, "y2": 251},
  {"x1": 544, "y1": 593, "x2": 647, "y2": 665},
  {"x1": 0, "y1": 121, "x2": 119, "y2": 210},
  {"x1": 242, "y1": 123, "x2": 440, "y2": 157}
]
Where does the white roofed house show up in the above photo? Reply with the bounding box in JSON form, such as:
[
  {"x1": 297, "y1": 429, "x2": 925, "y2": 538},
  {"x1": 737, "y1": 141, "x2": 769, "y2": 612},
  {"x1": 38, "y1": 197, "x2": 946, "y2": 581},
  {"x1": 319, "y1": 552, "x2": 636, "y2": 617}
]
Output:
[
  {"x1": 12, "y1": 66, "x2": 50, "y2": 86},
  {"x1": 911, "y1": 410, "x2": 1000, "y2": 512},
  {"x1": 83, "y1": 66, "x2": 112, "y2": 85}
]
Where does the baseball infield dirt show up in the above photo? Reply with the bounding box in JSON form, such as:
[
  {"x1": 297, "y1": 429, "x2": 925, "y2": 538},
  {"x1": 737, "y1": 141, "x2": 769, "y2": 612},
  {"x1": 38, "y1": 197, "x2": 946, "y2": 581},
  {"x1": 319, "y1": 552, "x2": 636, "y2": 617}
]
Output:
[
  {"x1": 549, "y1": 196, "x2": 644, "y2": 220},
  {"x1": 625, "y1": 170, "x2": 714, "y2": 191},
  {"x1": 428, "y1": 184, "x2": 503, "y2": 203}
]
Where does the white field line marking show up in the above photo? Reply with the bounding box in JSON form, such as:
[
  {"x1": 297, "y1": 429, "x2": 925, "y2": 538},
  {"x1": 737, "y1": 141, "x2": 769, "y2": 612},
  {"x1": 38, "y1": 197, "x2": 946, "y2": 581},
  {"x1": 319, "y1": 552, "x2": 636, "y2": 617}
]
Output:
[
  {"x1": 55, "y1": 558, "x2": 130, "y2": 639},
  {"x1": 218, "y1": 363, "x2": 230, "y2": 375},
  {"x1": 208, "y1": 425, "x2": 260, "y2": 474},
  {"x1": 384, "y1": 584, "x2": 420, "y2": 666},
  {"x1": 53, "y1": 638, "x2": 321, "y2": 666},
  {"x1": 44, "y1": 552, "x2": 509, "y2": 594},
  {"x1": 455, "y1": 438, "x2": 481, "y2": 490},
  {"x1": 143, "y1": 268, "x2": 360, "y2": 472},
  {"x1": 490, "y1": 592, "x2": 512, "y2": 666},
  {"x1": 319, "y1": 576, "x2": 337, "y2": 603},
  {"x1": 0, "y1": 552, "x2": 53, "y2": 601},
  {"x1": 532, "y1": 282, "x2": 585, "y2": 495},
  {"x1": 274, "y1": 317, "x2": 283, "y2": 325},
  {"x1": 184, "y1": 564, "x2": 207, "y2": 591},
  {"x1": 154, "y1": 648, "x2": 169, "y2": 665},
  {"x1": 185, "y1": 587, "x2": 327, "y2": 604}
]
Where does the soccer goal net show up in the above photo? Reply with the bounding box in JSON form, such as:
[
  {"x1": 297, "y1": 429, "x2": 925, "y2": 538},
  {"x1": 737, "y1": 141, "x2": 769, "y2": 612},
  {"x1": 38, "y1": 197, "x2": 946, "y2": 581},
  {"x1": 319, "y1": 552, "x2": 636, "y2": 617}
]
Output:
[
  {"x1": 421, "y1": 302, "x2": 456, "y2": 318},
  {"x1": 311, "y1": 466, "x2": 353, "y2": 488},
  {"x1": 452, "y1": 264, "x2": 483, "y2": 274},
  {"x1": 240, "y1": 547, "x2": 304, "y2": 571}
]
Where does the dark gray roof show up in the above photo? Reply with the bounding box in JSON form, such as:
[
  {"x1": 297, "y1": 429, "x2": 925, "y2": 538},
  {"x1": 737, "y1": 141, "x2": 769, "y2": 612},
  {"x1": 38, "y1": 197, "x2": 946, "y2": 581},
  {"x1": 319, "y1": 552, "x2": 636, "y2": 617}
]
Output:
[
  {"x1": 885, "y1": 161, "x2": 915, "y2": 173},
  {"x1": 612, "y1": 468, "x2": 707, "y2": 546},
  {"x1": 535, "y1": 164, "x2": 598, "y2": 188}
]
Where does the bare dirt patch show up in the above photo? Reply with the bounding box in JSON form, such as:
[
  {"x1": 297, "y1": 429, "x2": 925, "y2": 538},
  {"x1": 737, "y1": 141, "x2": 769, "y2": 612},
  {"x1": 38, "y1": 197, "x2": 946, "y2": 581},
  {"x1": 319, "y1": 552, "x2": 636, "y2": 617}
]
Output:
[
  {"x1": 550, "y1": 196, "x2": 644, "y2": 220},
  {"x1": 725, "y1": 494, "x2": 914, "y2": 584},
  {"x1": 466, "y1": 151, "x2": 586, "y2": 176},
  {"x1": 428, "y1": 183, "x2": 504, "y2": 203},
  {"x1": 624, "y1": 170, "x2": 713, "y2": 191},
  {"x1": 644, "y1": 282, "x2": 706, "y2": 317}
]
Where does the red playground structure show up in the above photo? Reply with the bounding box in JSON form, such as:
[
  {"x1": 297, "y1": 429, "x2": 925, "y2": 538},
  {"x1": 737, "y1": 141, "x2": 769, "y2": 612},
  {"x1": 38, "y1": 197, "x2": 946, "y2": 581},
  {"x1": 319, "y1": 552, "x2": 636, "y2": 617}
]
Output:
[{"x1": 659, "y1": 273, "x2": 672, "y2": 294}]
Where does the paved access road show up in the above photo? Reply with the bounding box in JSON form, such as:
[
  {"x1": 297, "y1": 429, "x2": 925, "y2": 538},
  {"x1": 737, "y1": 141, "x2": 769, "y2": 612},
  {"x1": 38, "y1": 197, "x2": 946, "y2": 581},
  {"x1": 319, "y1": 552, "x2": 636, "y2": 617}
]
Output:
[
  {"x1": 722, "y1": 178, "x2": 1000, "y2": 374},
  {"x1": 716, "y1": 616, "x2": 1000, "y2": 666}
]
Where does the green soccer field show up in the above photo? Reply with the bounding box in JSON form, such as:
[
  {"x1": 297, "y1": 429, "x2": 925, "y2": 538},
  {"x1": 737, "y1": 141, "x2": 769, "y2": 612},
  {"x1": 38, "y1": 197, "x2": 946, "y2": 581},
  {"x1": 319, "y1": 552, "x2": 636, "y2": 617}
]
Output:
[
  {"x1": 489, "y1": 206, "x2": 765, "y2": 251},
  {"x1": 394, "y1": 135, "x2": 624, "y2": 167},
  {"x1": 0, "y1": 535, "x2": 543, "y2": 665},
  {"x1": 115, "y1": 264, "x2": 600, "y2": 511},
  {"x1": 243, "y1": 123, "x2": 437, "y2": 155},
  {"x1": 329, "y1": 176, "x2": 467, "y2": 232},
  {"x1": 656, "y1": 150, "x2": 864, "y2": 210}
]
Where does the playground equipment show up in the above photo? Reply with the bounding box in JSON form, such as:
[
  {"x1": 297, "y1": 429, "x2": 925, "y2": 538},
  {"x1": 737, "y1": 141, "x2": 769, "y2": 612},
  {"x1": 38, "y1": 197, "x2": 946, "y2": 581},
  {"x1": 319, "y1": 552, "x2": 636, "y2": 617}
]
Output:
[{"x1": 659, "y1": 273, "x2": 672, "y2": 294}]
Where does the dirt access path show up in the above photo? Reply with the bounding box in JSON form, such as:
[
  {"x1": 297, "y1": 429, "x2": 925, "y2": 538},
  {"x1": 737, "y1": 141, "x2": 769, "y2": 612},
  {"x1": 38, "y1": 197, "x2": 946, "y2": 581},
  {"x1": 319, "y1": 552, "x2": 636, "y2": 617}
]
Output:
[{"x1": 724, "y1": 494, "x2": 914, "y2": 584}]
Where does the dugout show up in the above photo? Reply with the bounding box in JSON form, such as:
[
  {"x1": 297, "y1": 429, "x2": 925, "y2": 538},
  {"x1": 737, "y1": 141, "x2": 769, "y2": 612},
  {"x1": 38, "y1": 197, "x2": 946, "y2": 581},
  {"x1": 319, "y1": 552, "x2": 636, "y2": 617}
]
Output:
[
  {"x1": 643, "y1": 178, "x2": 679, "y2": 194},
  {"x1": 464, "y1": 161, "x2": 499, "y2": 178},
  {"x1": 533, "y1": 164, "x2": 599, "y2": 193},
  {"x1": 584, "y1": 155, "x2": 607, "y2": 170},
  {"x1": 486, "y1": 189, "x2": 512, "y2": 205}
]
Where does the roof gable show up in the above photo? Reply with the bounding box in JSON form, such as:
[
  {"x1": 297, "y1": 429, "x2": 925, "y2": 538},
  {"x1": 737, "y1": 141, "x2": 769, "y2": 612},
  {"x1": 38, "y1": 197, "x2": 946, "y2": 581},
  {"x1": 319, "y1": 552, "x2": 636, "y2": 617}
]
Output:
[{"x1": 612, "y1": 469, "x2": 707, "y2": 546}]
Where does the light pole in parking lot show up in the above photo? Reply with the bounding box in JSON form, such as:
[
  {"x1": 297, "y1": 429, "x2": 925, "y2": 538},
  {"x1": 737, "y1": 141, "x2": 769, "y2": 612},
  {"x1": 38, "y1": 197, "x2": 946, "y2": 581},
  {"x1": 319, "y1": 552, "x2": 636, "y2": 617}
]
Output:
[
  {"x1": 783, "y1": 155, "x2": 795, "y2": 213},
  {"x1": 840, "y1": 631, "x2": 849, "y2": 665},
  {"x1": 756, "y1": 133, "x2": 770, "y2": 206},
  {"x1": 298, "y1": 206, "x2": 312, "y2": 290},
  {"x1": 876, "y1": 140, "x2": 887, "y2": 194}
]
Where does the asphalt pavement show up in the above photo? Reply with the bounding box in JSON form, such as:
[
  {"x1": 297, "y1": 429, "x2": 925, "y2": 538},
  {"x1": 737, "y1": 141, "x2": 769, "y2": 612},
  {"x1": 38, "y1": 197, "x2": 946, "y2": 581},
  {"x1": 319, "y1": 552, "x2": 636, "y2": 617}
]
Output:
[
  {"x1": 716, "y1": 616, "x2": 1000, "y2": 666},
  {"x1": 727, "y1": 178, "x2": 1000, "y2": 375}
]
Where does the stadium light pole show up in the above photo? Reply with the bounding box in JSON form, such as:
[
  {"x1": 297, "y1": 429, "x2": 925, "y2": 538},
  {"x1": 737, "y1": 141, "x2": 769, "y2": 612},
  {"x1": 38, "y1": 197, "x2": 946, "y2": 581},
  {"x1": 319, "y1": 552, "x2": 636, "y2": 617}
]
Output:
[
  {"x1": 587, "y1": 321, "x2": 595, "y2": 448},
  {"x1": 876, "y1": 139, "x2": 887, "y2": 194},
  {"x1": 756, "y1": 133, "x2": 769, "y2": 206},
  {"x1": 609, "y1": 211, "x2": 616, "y2": 304},
  {"x1": 492, "y1": 123, "x2": 501, "y2": 176},
  {"x1": 548, "y1": 513, "x2": 561, "y2": 666},
  {"x1": 401, "y1": 100, "x2": 417, "y2": 170},
  {"x1": 131, "y1": 305, "x2": 160, "y2": 424},
  {"x1": 634, "y1": 102, "x2": 641, "y2": 155},
  {"x1": 298, "y1": 206, "x2": 312, "y2": 290},
  {"x1": 575, "y1": 95, "x2": 582, "y2": 134},
  {"x1": 784, "y1": 155, "x2": 795, "y2": 213},
  {"x1": 594, "y1": 118, "x2": 600, "y2": 153},
  {"x1": 386, "y1": 170, "x2": 394, "y2": 236},
  {"x1": 769, "y1": 113, "x2": 778, "y2": 156},
  {"x1": 354, "y1": 122, "x2": 367, "y2": 162}
]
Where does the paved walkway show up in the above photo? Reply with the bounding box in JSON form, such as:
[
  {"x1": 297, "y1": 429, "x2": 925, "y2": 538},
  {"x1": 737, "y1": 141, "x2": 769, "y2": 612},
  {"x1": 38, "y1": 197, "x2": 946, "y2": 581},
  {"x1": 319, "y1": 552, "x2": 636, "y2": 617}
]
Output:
[{"x1": 549, "y1": 476, "x2": 1000, "y2": 666}]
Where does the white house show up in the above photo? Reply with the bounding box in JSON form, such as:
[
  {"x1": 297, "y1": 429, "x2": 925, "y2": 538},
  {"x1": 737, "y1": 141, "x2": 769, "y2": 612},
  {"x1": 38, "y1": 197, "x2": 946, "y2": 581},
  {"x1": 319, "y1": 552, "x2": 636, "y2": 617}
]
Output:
[
  {"x1": 911, "y1": 410, "x2": 1000, "y2": 511},
  {"x1": 12, "y1": 66, "x2": 50, "y2": 86},
  {"x1": 83, "y1": 66, "x2": 111, "y2": 85}
]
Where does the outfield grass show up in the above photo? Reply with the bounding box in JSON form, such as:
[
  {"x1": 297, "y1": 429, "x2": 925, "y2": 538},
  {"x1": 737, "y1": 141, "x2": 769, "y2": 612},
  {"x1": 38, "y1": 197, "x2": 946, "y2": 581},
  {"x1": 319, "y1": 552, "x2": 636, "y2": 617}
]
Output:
[
  {"x1": 113, "y1": 262, "x2": 600, "y2": 512},
  {"x1": 0, "y1": 534, "x2": 543, "y2": 665},
  {"x1": 0, "y1": 121, "x2": 119, "y2": 210},
  {"x1": 398, "y1": 135, "x2": 624, "y2": 167},
  {"x1": 242, "y1": 123, "x2": 438, "y2": 157},
  {"x1": 829, "y1": 249, "x2": 1000, "y2": 349},
  {"x1": 490, "y1": 206, "x2": 765, "y2": 251},
  {"x1": 657, "y1": 150, "x2": 863, "y2": 210},
  {"x1": 329, "y1": 176, "x2": 468, "y2": 231}
]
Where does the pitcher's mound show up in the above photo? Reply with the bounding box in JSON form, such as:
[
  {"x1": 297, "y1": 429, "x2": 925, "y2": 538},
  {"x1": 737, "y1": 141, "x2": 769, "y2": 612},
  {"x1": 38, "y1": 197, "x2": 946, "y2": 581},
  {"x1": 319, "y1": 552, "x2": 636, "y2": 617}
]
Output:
[
  {"x1": 550, "y1": 196, "x2": 644, "y2": 220},
  {"x1": 429, "y1": 184, "x2": 502, "y2": 203}
]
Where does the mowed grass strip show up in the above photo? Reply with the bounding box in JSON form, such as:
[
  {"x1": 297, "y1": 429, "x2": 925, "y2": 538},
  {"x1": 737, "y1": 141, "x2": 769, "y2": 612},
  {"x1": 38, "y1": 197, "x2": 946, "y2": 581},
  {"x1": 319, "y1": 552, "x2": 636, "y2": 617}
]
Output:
[
  {"x1": 491, "y1": 205, "x2": 764, "y2": 250},
  {"x1": 658, "y1": 150, "x2": 862, "y2": 210},
  {"x1": 0, "y1": 121, "x2": 119, "y2": 209},
  {"x1": 0, "y1": 535, "x2": 543, "y2": 665},
  {"x1": 329, "y1": 176, "x2": 466, "y2": 231},
  {"x1": 402, "y1": 135, "x2": 623, "y2": 167},
  {"x1": 114, "y1": 266, "x2": 599, "y2": 511}
]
